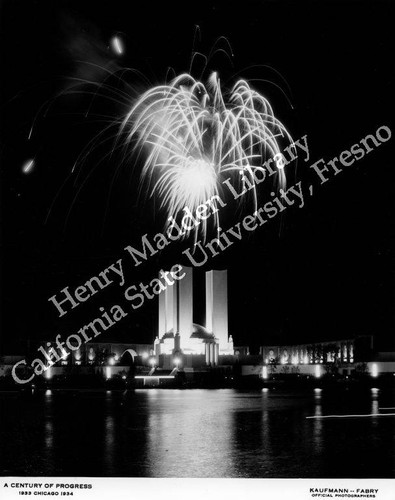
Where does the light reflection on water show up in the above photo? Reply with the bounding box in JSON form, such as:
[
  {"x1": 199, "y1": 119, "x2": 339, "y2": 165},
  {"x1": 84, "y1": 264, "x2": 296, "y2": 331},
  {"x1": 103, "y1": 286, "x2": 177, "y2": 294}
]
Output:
[
  {"x1": 0, "y1": 387, "x2": 394, "y2": 478},
  {"x1": 371, "y1": 387, "x2": 380, "y2": 427},
  {"x1": 146, "y1": 390, "x2": 235, "y2": 477},
  {"x1": 104, "y1": 391, "x2": 116, "y2": 475},
  {"x1": 313, "y1": 388, "x2": 322, "y2": 451},
  {"x1": 44, "y1": 392, "x2": 53, "y2": 451}
]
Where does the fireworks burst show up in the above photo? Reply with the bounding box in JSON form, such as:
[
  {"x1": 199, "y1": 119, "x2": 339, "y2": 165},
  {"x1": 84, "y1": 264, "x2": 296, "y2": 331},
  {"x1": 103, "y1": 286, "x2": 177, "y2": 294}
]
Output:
[
  {"x1": 26, "y1": 33, "x2": 294, "y2": 241},
  {"x1": 122, "y1": 71, "x2": 293, "y2": 239}
]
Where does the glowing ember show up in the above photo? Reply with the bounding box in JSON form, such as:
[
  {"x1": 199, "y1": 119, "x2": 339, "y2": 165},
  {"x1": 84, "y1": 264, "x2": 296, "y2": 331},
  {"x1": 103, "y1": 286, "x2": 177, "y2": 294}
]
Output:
[
  {"x1": 111, "y1": 36, "x2": 124, "y2": 55},
  {"x1": 22, "y1": 159, "x2": 35, "y2": 174}
]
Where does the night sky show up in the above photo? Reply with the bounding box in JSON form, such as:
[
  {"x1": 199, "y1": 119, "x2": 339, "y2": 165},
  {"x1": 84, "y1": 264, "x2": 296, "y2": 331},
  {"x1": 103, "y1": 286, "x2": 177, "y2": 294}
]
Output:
[{"x1": 1, "y1": 0, "x2": 394, "y2": 354}]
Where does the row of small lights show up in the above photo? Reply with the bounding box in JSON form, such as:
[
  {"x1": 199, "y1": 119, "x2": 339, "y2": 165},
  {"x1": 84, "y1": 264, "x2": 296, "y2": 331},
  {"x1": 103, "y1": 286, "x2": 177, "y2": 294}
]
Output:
[
  {"x1": 44, "y1": 362, "x2": 381, "y2": 381},
  {"x1": 148, "y1": 357, "x2": 181, "y2": 368},
  {"x1": 60, "y1": 351, "x2": 154, "y2": 366},
  {"x1": 265, "y1": 356, "x2": 354, "y2": 365},
  {"x1": 262, "y1": 363, "x2": 379, "y2": 379}
]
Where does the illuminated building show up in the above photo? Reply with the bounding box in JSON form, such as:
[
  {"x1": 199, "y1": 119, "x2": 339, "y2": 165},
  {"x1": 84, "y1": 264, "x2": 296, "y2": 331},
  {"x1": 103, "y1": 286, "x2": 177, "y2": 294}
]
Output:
[{"x1": 154, "y1": 266, "x2": 234, "y2": 364}]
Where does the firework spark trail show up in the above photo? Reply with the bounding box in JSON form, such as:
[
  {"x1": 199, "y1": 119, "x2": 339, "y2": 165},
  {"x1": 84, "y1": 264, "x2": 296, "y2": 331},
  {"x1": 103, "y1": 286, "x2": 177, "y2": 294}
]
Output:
[
  {"x1": 121, "y1": 71, "x2": 294, "y2": 240},
  {"x1": 28, "y1": 60, "x2": 293, "y2": 238}
]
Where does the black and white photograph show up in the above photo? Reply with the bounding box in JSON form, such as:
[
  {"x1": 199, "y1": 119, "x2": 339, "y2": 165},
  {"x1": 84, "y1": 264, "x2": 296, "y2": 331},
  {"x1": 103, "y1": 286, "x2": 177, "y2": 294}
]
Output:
[{"x1": 0, "y1": 0, "x2": 394, "y2": 498}]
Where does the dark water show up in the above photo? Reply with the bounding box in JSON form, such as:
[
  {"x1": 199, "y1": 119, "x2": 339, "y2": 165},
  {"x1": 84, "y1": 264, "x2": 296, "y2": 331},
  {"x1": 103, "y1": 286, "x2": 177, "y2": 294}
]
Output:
[{"x1": 1, "y1": 387, "x2": 394, "y2": 478}]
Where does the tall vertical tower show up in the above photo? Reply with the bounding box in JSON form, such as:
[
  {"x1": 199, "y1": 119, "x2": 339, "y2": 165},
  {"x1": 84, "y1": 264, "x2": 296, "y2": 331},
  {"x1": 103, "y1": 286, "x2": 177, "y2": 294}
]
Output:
[
  {"x1": 158, "y1": 281, "x2": 166, "y2": 337},
  {"x1": 205, "y1": 270, "x2": 230, "y2": 352},
  {"x1": 158, "y1": 266, "x2": 193, "y2": 350},
  {"x1": 158, "y1": 269, "x2": 177, "y2": 336},
  {"x1": 176, "y1": 265, "x2": 193, "y2": 350}
]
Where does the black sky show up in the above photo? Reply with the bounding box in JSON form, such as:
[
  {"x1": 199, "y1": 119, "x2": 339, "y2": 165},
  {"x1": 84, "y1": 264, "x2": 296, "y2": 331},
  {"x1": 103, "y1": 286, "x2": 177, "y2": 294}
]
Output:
[{"x1": 1, "y1": 0, "x2": 394, "y2": 354}]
